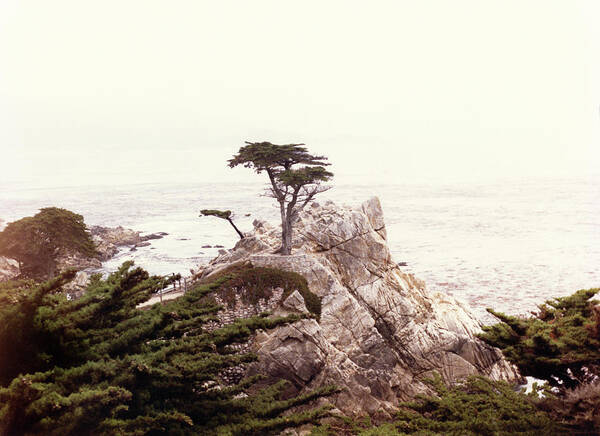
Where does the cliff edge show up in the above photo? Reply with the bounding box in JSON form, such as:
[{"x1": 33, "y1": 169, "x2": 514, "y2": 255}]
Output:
[{"x1": 200, "y1": 197, "x2": 521, "y2": 415}]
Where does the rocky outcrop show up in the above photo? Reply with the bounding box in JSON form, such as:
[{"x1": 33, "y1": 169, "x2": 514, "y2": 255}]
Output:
[
  {"x1": 0, "y1": 219, "x2": 165, "y2": 281},
  {"x1": 90, "y1": 225, "x2": 160, "y2": 260},
  {"x1": 0, "y1": 256, "x2": 20, "y2": 282},
  {"x1": 201, "y1": 197, "x2": 521, "y2": 415},
  {"x1": 56, "y1": 226, "x2": 166, "y2": 272},
  {"x1": 56, "y1": 250, "x2": 102, "y2": 271}
]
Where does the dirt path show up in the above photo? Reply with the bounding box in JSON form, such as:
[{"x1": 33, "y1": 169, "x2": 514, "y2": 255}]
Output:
[{"x1": 137, "y1": 289, "x2": 186, "y2": 308}]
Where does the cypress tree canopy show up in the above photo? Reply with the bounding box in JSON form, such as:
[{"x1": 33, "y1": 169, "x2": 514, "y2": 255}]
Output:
[
  {"x1": 0, "y1": 207, "x2": 98, "y2": 280},
  {"x1": 0, "y1": 263, "x2": 335, "y2": 435},
  {"x1": 479, "y1": 288, "x2": 600, "y2": 389}
]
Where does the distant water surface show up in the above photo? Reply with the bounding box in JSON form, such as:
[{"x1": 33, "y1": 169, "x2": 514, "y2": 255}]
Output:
[{"x1": 1, "y1": 177, "x2": 599, "y2": 322}]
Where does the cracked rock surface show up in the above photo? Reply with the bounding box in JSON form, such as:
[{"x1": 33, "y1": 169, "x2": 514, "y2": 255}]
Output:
[{"x1": 201, "y1": 197, "x2": 522, "y2": 415}]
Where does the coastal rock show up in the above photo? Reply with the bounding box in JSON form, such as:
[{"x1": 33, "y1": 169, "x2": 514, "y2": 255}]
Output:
[
  {"x1": 282, "y1": 290, "x2": 309, "y2": 314},
  {"x1": 202, "y1": 197, "x2": 521, "y2": 414},
  {"x1": 89, "y1": 226, "x2": 166, "y2": 261},
  {"x1": 63, "y1": 271, "x2": 90, "y2": 298},
  {"x1": 0, "y1": 256, "x2": 20, "y2": 282},
  {"x1": 56, "y1": 250, "x2": 102, "y2": 271},
  {"x1": 141, "y1": 232, "x2": 168, "y2": 241}
]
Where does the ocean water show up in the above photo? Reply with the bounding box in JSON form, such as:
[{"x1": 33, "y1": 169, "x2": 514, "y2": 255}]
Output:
[{"x1": 1, "y1": 177, "x2": 599, "y2": 322}]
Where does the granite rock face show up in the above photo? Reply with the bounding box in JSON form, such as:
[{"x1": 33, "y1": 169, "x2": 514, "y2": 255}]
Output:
[
  {"x1": 62, "y1": 271, "x2": 90, "y2": 298},
  {"x1": 0, "y1": 256, "x2": 20, "y2": 282},
  {"x1": 202, "y1": 197, "x2": 521, "y2": 415}
]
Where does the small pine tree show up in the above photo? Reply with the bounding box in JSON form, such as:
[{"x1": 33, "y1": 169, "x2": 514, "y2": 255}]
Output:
[{"x1": 0, "y1": 263, "x2": 335, "y2": 435}]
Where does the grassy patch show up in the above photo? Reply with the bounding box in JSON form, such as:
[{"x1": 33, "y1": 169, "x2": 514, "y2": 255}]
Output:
[{"x1": 205, "y1": 263, "x2": 321, "y2": 319}]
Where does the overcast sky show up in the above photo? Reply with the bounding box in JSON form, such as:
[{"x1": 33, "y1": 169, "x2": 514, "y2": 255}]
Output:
[{"x1": 0, "y1": 0, "x2": 599, "y2": 187}]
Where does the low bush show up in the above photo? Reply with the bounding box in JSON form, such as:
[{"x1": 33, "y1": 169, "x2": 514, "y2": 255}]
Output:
[
  {"x1": 0, "y1": 262, "x2": 334, "y2": 435},
  {"x1": 208, "y1": 263, "x2": 322, "y2": 319},
  {"x1": 311, "y1": 374, "x2": 562, "y2": 435}
]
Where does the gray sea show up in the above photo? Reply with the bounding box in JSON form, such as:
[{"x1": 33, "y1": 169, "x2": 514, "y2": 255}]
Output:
[{"x1": 1, "y1": 177, "x2": 599, "y2": 322}]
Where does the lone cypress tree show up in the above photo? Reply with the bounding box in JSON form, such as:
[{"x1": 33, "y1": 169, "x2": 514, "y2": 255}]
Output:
[
  {"x1": 0, "y1": 263, "x2": 335, "y2": 435},
  {"x1": 228, "y1": 142, "x2": 333, "y2": 255}
]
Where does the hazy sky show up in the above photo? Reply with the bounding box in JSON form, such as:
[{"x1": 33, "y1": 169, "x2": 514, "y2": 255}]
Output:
[{"x1": 1, "y1": 0, "x2": 599, "y2": 187}]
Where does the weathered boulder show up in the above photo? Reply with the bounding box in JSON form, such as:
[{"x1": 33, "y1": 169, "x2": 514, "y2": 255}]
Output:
[
  {"x1": 62, "y1": 271, "x2": 90, "y2": 299},
  {"x1": 0, "y1": 256, "x2": 20, "y2": 282},
  {"x1": 202, "y1": 197, "x2": 521, "y2": 415}
]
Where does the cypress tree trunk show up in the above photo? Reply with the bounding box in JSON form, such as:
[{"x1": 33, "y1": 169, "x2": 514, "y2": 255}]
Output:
[
  {"x1": 278, "y1": 202, "x2": 292, "y2": 255},
  {"x1": 226, "y1": 217, "x2": 245, "y2": 239},
  {"x1": 281, "y1": 216, "x2": 293, "y2": 255}
]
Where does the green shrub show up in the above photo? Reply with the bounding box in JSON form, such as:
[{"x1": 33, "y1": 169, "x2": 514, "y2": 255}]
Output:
[
  {"x1": 209, "y1": 263, "x2": 322, "y2": 319},
  {"x1": 0, "y1": 262, "x2": 335, "y2": 435},
  {"x1": 479, "y1": 288, "x2": 600, "y2": 389},
  {"x1": 479, "y1": 288, "x2": 600, "y2": 434},
  {"x1": 0, "y1": 207, "x2": 98, "y2": 279},
  {"x1": 311, "y1": 374, "x2": 562, "y2": 436}
]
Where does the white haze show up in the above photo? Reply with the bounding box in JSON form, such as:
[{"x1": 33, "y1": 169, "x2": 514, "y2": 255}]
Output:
[{"x1": 0, "y1": 0, "x2": 599, "y2": 188}]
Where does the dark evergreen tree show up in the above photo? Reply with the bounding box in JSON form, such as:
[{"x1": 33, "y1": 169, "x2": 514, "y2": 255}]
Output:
[
  {"x1": 200, "y1": 209, "x2": 245, "y2": 239},
  {"x1": 479, "y1": 288, "x2": 600, "y2": 390},
  {"x1": 228, "y1": 142, "x2": 333, "y2": 255},
  {"x1": 0, "y1": 263, "x2": 335, "y2": 435},
  {"x1": 0, "y1": 208, "x2": 98, "y2": 279},
  {"x1": 312, "y1": 374, "x2": 562, "y2": 435},
  {"x1": 479, "y1": 288, "x2": 600, "y2": 434}
]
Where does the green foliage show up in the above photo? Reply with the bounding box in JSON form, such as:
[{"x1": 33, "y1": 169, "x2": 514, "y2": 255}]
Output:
[
  {"x1": 200, "y1": 209, "x2": 232, "y2": 219},
  {"x1": 391, "y1": 374, "x2": 561, "y2": 435},
  {"x1": 277, "y1": 166, "x2": 333, "y2": 188},
  {"x1": 0, "y1": 207, "x2": 98, "y2": 279},
  {"x1": 0, "y1": 262, "x2": 334, "y2": 435},
  {"x1": 208, "y1": 263, "x2": 322, "y2": 320},
  {"x1": 311, "y1": 374, "x2": 562, "y2": 436},
  {"x1": 479, "y1": 288, "x2": 600, "y2": 389},
  {"x1": 479, "y1": 288, "x2": 600, "y2": 434},
  {"x1": 227, "y1": 142, "x2": 330, "y2": 172}
]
